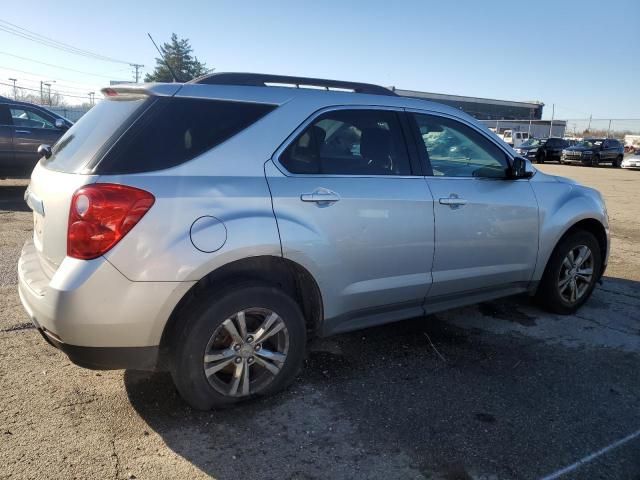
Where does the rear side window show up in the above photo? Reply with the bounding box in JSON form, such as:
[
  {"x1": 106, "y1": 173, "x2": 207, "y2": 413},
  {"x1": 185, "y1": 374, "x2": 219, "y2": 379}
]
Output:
[
  {"x1": 97, "y1": 97, "x2": 276, "y2": 174},
  {"x1": 43, "y1": 97, "x2": 149, "y2": 173},
  {"x1": 279, "y1": 109, "x2": 411, "y2": 176}
]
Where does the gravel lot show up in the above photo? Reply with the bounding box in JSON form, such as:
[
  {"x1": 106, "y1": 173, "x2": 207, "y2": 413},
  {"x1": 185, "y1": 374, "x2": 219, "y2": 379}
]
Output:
[{"x1": 1, "y1": 165, "x2": 639, "y2": 480}]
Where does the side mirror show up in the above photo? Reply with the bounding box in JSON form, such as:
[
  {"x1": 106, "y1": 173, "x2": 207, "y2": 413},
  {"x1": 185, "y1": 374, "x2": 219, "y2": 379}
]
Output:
[
  {"x1": 510, "y1": 156, "x2": 534, "y2": 179},
  {"x1": 37, "y1": 144, "x2": 52, "y2": 159},
  {"x1": 54, "y1": 119, "x2": 66, "y2": 129}
]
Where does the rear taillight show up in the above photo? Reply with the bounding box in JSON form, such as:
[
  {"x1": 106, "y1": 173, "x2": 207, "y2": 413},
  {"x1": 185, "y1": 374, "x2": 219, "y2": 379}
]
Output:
[{"x1": 67, "y1": 183, "x2": 155, "y2": 260}]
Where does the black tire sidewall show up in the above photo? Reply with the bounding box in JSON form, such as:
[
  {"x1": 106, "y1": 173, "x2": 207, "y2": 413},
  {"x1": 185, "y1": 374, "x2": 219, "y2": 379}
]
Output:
[
  {"x1": 537, "y1": 231, "x2": 602, "y2": 314},
  {"x1": 171, "y1": 284, "x2": 306, "y2": 410}
]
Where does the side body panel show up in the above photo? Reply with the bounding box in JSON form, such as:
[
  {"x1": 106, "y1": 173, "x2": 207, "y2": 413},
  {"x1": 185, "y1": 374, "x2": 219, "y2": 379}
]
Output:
[{"x1": 426, "y1": 176, "x2": 539, "y2": 298}]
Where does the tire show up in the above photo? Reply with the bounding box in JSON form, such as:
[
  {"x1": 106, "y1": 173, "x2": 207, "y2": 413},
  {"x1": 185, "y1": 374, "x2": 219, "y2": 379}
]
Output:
[
  {"x1": 614, "y1": 155, "x2": 623, "y2": 168},
  {"x1": 536, "y1": 230, "x2": 602, "y2": 314},
  {"x1": 590, "y1": 155, "x2": 600, "y2": 167},
  {"x1": 171, "y1": 283, "x2": 307, "y2": 410},
  {"x1": 536, "y1": 152, "x2": 545, "y2": 164}
]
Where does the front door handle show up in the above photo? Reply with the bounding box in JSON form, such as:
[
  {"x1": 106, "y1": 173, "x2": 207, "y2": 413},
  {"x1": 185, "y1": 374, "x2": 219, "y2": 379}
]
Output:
[
  {"x1": 439, "y1": 195, "x2": 468, "y2": 208},
  {"x1": 300, "y1": 188, "x2": 340, "y2": 204},
  {"x1": 15, "y1": 129, "x2": 32, "y2": 135}
]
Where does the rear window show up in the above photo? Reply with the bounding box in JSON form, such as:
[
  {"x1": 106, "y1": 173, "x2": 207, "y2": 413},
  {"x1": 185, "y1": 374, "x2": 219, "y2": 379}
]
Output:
[
  {"x1": 42, "y1": 97, "x2": 148, "y2": 172},
  {"x1": 96, "y1": 97, "x2": 276, "y2": 174}
]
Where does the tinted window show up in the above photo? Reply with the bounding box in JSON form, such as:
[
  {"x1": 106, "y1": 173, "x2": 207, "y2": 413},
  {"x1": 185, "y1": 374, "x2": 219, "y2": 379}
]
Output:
[
  {"x1": 98, "y1": 97, "x2": 276, "y2": 174},
  {"x1": 280, "y1": 109, "x2": 411, "y2": 176},
  {"x1": 10, "y1": 107, "x2": 55, "y2": 129},
  {"x1": 42, "y1": 97, "x2": 148, "y2": 173},
  {"x1": 0, "y1": 105, "x2": 10, "y2": 124},
  {"x1": 413, "y1": 113, "x2": 508, "y2": 178}
]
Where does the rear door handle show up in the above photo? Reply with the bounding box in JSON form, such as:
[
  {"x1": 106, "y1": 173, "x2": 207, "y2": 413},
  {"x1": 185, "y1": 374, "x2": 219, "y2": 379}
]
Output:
[
  {"x1": 15, "y1": 130, "x2": 32, "y2": 135},
  {"x1": 300, "y1": 188, "x2": 340, "y2": 204},
  {"x1": 439, "y1": 196, "x2": 467, "y2": 207}
]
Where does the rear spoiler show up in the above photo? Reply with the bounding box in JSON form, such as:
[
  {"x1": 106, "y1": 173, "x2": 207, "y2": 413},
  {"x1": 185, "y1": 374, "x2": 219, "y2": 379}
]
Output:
[{"x1": 100, "y1": 83, "x2": 182, "y2": 98}]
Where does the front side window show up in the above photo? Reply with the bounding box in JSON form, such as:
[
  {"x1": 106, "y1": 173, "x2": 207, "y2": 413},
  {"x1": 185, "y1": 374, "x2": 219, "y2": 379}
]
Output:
[
  {"x1": 412, "y1": 113, "x2": 509, "y2": 178},
  {"x1": 10, "y1": 108, "x2": 55, "y2": 129},
  {"x1": 279, "y1": 109, "x2": 411, "y2": 176}
]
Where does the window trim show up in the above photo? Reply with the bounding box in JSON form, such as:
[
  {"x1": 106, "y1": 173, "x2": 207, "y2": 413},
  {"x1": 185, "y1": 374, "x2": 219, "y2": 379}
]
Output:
[
  {"x1": 272, "y1": 105, "x2": 421, "y2": 178},
  {"x1": 405, "y1": 108, "x2": 516, "y2": 179}
]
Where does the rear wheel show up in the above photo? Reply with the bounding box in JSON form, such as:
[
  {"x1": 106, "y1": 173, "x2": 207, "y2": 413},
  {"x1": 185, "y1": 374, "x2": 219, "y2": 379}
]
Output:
[
  {"x1": 171, "y1": 284, "x2": 306, "y2": 410},
  {"x1": 536, "y1": 231, "x2": 601, "y2": 314},
  {"x1": 590, "y1": 155, "x2": 600, "y2": 167},
  {"x1": 536, "y1": 151, "x2": 545, "y2": 164}
]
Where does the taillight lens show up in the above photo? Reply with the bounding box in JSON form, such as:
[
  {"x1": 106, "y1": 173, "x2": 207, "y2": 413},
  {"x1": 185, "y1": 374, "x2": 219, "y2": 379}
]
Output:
[{"x1": 67, "y1": 183, "x2": 155, "y2": 260}]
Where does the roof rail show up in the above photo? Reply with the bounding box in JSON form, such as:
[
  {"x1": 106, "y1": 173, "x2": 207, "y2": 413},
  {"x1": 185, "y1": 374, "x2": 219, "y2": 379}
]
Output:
[{"x1": 189, "y1": 72, "x2": 397, "y2": 96}]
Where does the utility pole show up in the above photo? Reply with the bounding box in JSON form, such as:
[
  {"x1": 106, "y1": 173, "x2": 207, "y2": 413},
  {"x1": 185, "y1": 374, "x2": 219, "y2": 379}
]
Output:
[
  {"x1": 587, "y1": 114, "x2": 592, "y2": 133},
  {"x1": 549, "y1": 103, "x2": 555, "y2": 137},
  {"x1": 40, "y1": 80, "x2": 43, "y2": 104},
  {"x1": 8, "y1": 78, "x2": 17, "y2": 99},
  {"x1": 607, "y1": 119, "x2": 612, "y2": 138},
  {"x1": 130, "y1": 63, "x2": 144, "y2": 83},
  {"x1": 88, "y1": 92, "x2": 95, "y2": 106}
]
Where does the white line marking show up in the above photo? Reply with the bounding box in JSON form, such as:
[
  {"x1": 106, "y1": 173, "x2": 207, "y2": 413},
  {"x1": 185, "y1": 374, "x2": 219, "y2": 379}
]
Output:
[{"x1": 539, "y1": 428, "x2": 640, "y2": 480}]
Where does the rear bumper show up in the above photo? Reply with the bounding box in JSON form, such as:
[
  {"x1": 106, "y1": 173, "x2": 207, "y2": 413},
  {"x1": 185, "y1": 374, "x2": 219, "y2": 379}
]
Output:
[{"x1": 18, "y1": 239, "x2": 194, "y2": 370}]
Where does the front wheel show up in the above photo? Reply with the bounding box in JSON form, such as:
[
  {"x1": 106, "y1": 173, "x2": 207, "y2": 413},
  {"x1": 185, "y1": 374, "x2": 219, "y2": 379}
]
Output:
[
  {"x1": 171, "y1": 284, "x2": 307, "y2": 410},
  {"x1": 536, "y1": 152, "x2": 545, "y2": 164},
  {"x1": 590, "y1": 155, "x2": 600, "y2": 167},
  {"x1": 536, "y1": 231, "x2": 601, "y2": 314},
  {"x1": 614, "y1": 155, "x2": 623, "y2": 168}
]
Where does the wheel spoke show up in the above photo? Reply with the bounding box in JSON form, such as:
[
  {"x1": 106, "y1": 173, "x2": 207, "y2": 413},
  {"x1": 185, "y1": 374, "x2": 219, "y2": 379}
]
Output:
[
  {"x1": 236, "y1": 311, "x2": 247, "y2": 339},
  {"x1": 576, "y1": 274, "x2": 592, "y2": 284},
  {"x1": 562, "y1": 257, "x2": 573, "y2": 270},
  {"x1": 204, "y1": 348, "x2": 234, "y2": 364},
  {"x1": 254, "y1": 355, "x2": 281, "y2": 376},
  {"x1": 575, "y1": 247, "x2": 591, "y2": 267},
  {"x1": 567, "y1": 250, "x2": 575, "y2": 265},
  {"x1": 570, "y1": 279, "x2": 577, "y2": 303},
  {"x1": 204, "y1": 357, "x2": 235, "y2": 377},
  {"x1": 558, "y1": 274, "x2": 571, "y2": 290},
  {"x1": 257, "y1": 321, "x2": 285, "y2": 343},
  {"x1": 228, "y1": 361, "x2": 244, "y2": 396},
  {"x1": 241, "y1": 360, "x2": 250, "y2": 396},
  {"x1": 253, "y1": 312, "x2": 280, "y2": 342},
  {"x1": 577, "y1": 267, "x2": 593, "y2": 275},
  {"x1": 256, "y1": 348, "x2": 286, "y2": 364},
  {"x1": 222, "y1": 318, "x2": 243, "y2": 343}
]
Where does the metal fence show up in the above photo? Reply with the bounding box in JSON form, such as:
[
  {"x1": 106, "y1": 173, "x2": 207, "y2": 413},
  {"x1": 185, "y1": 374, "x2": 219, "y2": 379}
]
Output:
[{"x1": 47, "y1": 105, "x2": 92, "y2": 122}]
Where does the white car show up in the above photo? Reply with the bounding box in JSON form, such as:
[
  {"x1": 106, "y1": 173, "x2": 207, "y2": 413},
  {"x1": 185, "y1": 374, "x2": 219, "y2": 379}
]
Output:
[{"x1": 621, "y1": 152, "x2": 640, "y2": 169}]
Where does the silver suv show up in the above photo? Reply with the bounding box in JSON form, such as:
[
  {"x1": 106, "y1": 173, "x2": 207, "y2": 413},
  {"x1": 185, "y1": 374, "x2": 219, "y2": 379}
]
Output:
[{"x1": 18, "y1": 73, "x2": 609, "y2": 409}]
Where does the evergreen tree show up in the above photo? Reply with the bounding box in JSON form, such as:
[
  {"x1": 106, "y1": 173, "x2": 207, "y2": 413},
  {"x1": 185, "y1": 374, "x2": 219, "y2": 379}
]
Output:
[{"x1": 144, "y1": 33, "x2": 209, "y2": 82}]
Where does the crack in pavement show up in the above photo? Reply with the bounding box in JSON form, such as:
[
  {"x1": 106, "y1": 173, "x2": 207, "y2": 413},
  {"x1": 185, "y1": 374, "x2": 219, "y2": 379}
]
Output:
[
  {"x1": 599, "y1": 288, "x2": 640, "y2": 301},
  {"x1": 0, "y1": 322, "x2": 35, "y2": 333},
  {"x1": 111, "y1": 437, "x2": 121, "y2": 480},
  {"x1": 573, "y1": 314, "x2": 639, "y2": 336}
]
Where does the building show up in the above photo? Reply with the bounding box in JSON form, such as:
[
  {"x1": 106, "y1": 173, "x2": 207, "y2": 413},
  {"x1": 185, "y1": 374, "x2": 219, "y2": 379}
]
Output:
[{"x1": 392, "y1": 88, "x2": 544, "y2": 120}]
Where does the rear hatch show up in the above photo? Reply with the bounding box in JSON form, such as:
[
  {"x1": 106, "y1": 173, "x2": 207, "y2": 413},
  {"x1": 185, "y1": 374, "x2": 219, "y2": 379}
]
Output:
[{"x1": 26, "y1": 88, "x2": 167, "y2": 273}]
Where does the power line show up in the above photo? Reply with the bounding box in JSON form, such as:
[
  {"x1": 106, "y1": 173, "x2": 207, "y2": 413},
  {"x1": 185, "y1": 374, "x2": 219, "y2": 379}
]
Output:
[
  {"x1": 0, "y1": 81, "x2": 99, "y2": 101},
  {"x1": 0, "y1": 18, "x2": 135, "y2": 65},
  {"x1": 0, "y1": 51, "x2": 128, "y2": 80}
]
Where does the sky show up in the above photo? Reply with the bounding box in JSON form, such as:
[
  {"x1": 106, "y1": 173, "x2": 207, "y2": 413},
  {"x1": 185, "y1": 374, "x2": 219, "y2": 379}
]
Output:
[{"x1": 0, "y1": 0, "x2": 638, "y2": 120}]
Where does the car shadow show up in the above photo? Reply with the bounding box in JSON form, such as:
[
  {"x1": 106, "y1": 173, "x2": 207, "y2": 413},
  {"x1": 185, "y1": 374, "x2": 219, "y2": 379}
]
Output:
[
  {"x1": 0, "y1": 185, "x2": 30, "y2": 212},
  {"x1": 124, "y1": 279, "x2": 640, "y2": 479}
]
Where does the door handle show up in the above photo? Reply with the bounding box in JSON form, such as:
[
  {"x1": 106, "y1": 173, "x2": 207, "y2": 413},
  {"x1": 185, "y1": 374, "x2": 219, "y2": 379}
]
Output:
[
  {"x1": 300, "y1": 188, "x2": 340, "y2": 204},
  {"x1": 439, "y1": 195, "x2": 468, "y2": 207},
  {"x1": 15, "y1": 130, "x2": 31, "y2": 135}
]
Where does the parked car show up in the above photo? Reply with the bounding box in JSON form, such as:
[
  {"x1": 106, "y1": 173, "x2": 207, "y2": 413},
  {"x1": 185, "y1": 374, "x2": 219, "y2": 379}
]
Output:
[
  {"x1": 0, "y1": 96, "x2": 72, "y2": 177},
  {"x1": 514, "y1": 137, "x2": 569, "y2": 163},
  {"x1": 621, "y1": 150, "x2": 640, "y2": 170},
  {"x1": 561, "y1": 138, "x2": 625, "y2": 167},
  {"x1": 19, "y1": 73, "x2": 609, "y2": 410},
  {"x1": 500, "y1": 129, "x2": 530, "y2": 148}
]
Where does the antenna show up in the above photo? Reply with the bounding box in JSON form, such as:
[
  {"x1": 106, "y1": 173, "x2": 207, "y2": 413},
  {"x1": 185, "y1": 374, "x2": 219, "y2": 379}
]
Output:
[{"x1": 147, "y1": 33, "x2": 180, "y2": 82}]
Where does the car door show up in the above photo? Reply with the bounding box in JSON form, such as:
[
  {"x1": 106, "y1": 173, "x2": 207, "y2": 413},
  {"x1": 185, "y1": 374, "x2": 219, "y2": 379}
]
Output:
[
  {"x1": 266, "y1": 107, "x2": 434, "y2": 332},
  {"x1": 0, "y1": 105, "x2": 14, "y2": 173},
  {"x1": 9, "y1": 106, "x2": 63, "y2": 173},
  {"x1": 408, "y1": 111, "x2": 539, "y2": 299}
]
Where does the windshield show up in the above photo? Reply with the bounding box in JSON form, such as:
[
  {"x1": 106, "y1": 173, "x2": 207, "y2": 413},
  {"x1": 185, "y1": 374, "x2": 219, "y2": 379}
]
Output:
[
  {"x1": 520, "y1": 138, "x2": 544, "y2": 147},
  {"x1": 41, "y1": 96, "x2": 149, "y2": 173},
  {"x1": 576, "y1": 139, "x2": 603, "y2": 148}
]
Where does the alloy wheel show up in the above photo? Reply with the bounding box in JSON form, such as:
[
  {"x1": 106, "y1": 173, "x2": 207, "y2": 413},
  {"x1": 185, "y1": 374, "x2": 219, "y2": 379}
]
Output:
[
  {"x1": 557, "y1": 245, "x2": 594, "y2": 304},
  {"x1": 203, "y1": 308, "x2": 289, "y2": 397}
]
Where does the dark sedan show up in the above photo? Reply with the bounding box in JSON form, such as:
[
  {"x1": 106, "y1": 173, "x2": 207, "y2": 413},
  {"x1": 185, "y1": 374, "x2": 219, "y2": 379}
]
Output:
[{"x1": 0, "y1": 96, "x2": 72, "y2": 177}]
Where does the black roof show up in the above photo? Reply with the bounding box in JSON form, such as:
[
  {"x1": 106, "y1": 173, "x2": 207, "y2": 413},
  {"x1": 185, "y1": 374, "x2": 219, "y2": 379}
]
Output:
[{"x1": 190, "y1": 72, "x2": 397, "y2": 97}]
